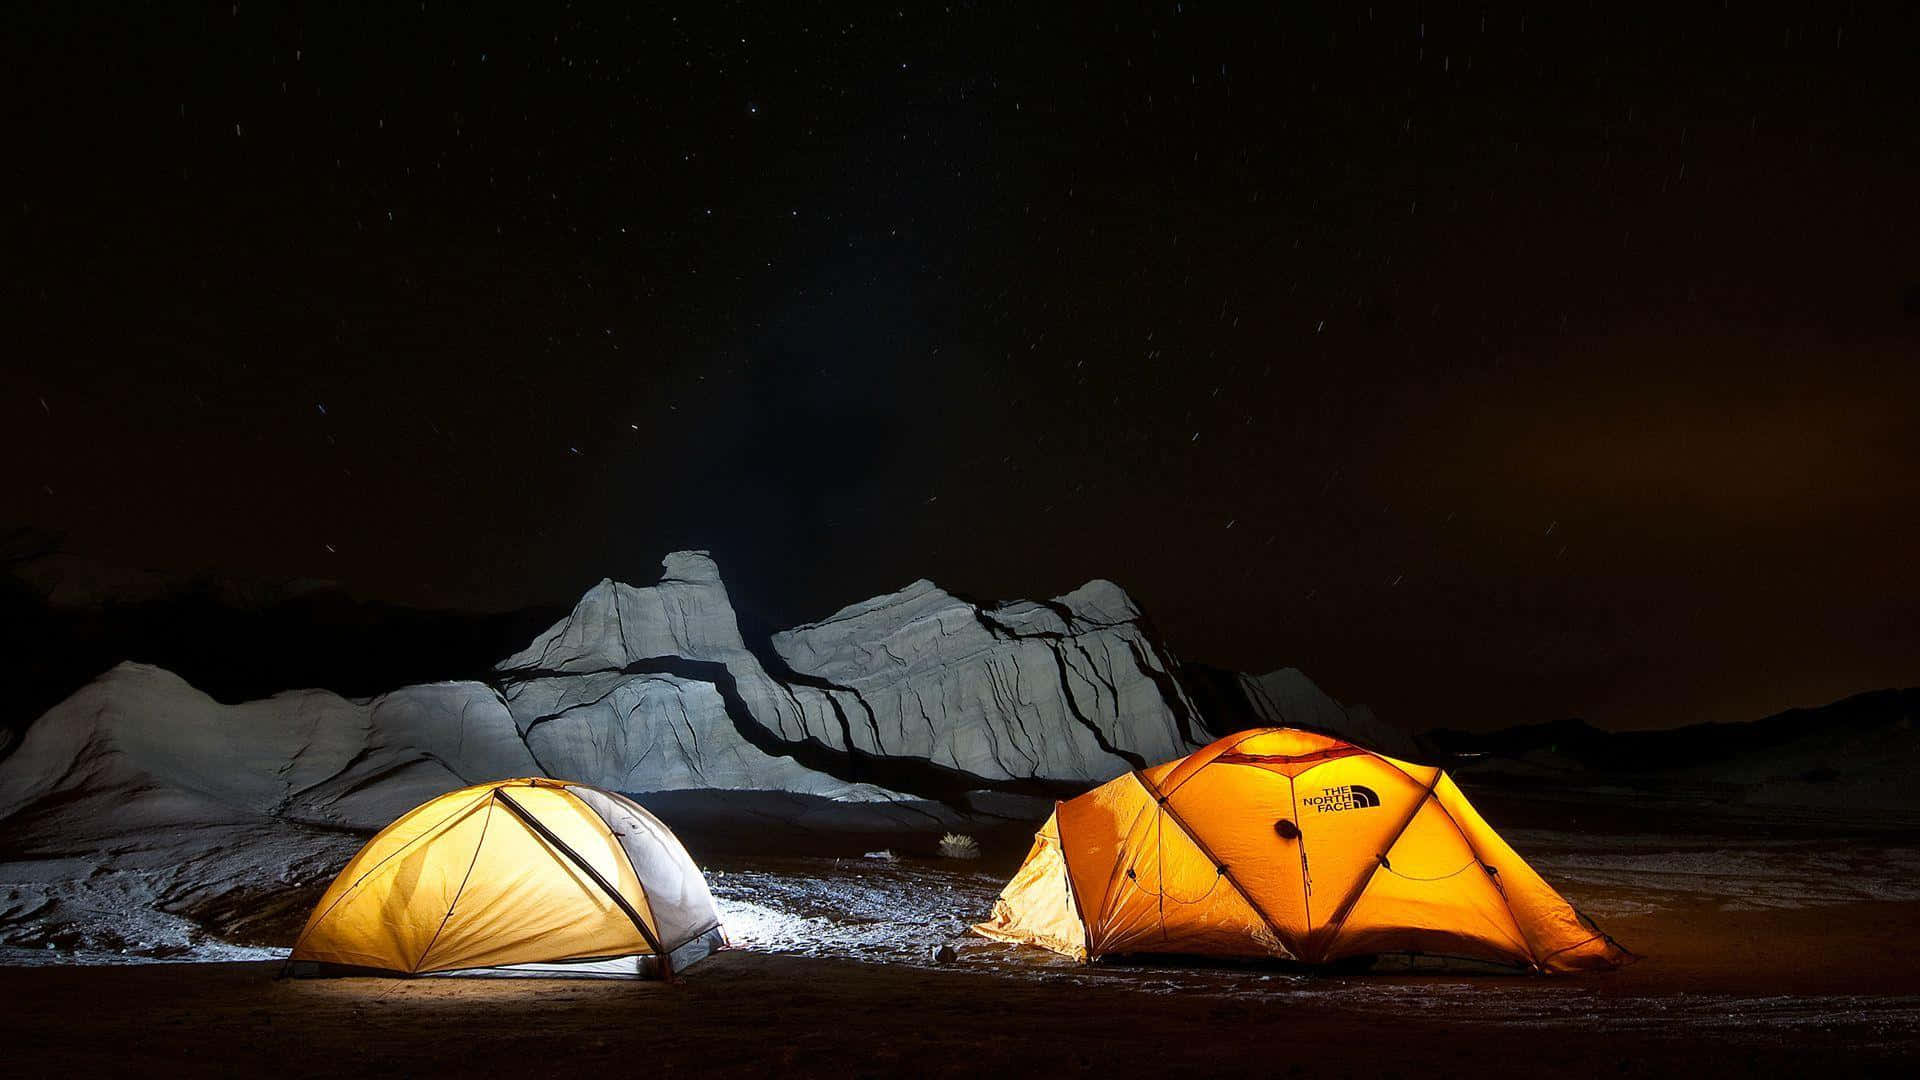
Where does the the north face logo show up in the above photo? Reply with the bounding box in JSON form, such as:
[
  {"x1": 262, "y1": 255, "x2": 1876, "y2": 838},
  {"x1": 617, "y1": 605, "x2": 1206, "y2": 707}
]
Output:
[{"x1": 1302, "y1": 784, "x2": 1381, "y2": 813}]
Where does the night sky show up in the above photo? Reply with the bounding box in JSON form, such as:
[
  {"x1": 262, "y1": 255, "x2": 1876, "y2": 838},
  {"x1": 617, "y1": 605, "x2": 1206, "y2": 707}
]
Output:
[{"x1": 5, "y1": 3, "x2": 1918, "y2": 733}]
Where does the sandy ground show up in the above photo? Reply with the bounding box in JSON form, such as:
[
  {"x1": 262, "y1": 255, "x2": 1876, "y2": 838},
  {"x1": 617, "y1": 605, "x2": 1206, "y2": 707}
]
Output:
[{"x1": 4, "y1": 792, "x2": 1919, "y2": 1077}]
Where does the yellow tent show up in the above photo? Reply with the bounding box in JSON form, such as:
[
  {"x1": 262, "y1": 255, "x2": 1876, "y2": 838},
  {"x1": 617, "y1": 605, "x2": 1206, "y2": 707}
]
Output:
[
  {"x1": 288, "y1": 778, "x2": 724, "y2": 978},
  {"x1": 974, "y1": 728, "x2": 1628, "y2": 973}
]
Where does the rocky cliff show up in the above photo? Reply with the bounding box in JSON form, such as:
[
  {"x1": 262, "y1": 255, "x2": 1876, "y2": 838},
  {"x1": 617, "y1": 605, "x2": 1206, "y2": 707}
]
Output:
[
  {"x1": 490, "y1": 552, "x2": 1198, "y2": 798},
  {"x1": 0, "y1": 551, "x2": 1217, "y2": 954},
  {"x1": 770, "y1": 577, "x2": 1197, "y2": 785}
]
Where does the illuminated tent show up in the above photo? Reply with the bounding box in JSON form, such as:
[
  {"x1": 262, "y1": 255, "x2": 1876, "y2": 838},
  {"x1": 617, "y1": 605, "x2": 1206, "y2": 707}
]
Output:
[
  {"x1": 288, "y1": 778, "x2": 724, "y2": 978},
  {"x1": 974, "y1": 728, "x2": 1629, "y2": 973}
]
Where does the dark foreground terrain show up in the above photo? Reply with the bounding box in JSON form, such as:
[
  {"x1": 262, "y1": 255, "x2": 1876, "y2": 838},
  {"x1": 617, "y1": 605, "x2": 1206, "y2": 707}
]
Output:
[
  {"x1": 2, "y1": 901, "x2": 1916, "y2": 1080},
  {"x1": 4, "y1": 786, "x2": 1918, "y2": 1079}
]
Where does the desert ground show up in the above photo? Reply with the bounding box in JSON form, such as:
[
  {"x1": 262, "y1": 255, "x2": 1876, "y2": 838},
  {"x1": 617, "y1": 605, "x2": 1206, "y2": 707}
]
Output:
[{"x1": 3, "y1": 785, "x2": 1917, "y2": 1078}]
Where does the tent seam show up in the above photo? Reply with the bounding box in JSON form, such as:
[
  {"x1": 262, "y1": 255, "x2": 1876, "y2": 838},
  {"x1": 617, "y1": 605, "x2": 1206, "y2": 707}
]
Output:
[
  {"x1": 1052, "y1": 802, "x2": 1094, "y2": 961},
  {"x1": 571, "y1": 787, "x2": 667, "y2": 947},
  {"x1": 599, "y1": 787, "x2": 727, "y2": 952},
  {"x1": 1289, "y1": 773, "x2": 1311, "y2": 935},
  {"x1": 1421, "y1": 773, "x2": 1541, "y2": 967},
  {"x1": 493, "y1": 788, "x2": 673, "y2": 979},
  {"x1": 1311, "y1": 766, "x2": 1443, "y2": 963},
  {"x1": 1092, "y1": 796, "x2": 1159, "y2": 942},
  {"x1": 1163, "y1": 729, "x2": 1427, "y2": 798},
  {"x1": 1157, "y1": 729, "x2": 1271, "y2": 799},
  {"x1": 1131, "y1": 770, "x2": 1297, "y2": 960},
  {"x1": 289, "y1": 787, "x2": 498, "y2": 958},
  {"x1": 410, "y1": 792, "x2": 498, "y2": 974}
]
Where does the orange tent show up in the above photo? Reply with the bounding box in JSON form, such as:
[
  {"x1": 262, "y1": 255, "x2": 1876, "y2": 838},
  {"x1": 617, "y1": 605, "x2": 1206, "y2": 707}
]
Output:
[{"x1": 973, "y1": 728, "x2": 1629, "y2": 973}]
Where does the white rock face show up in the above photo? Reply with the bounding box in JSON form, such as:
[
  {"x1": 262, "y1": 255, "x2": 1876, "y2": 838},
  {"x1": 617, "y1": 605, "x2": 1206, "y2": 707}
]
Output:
[
  {"x1": 502, "y1": 669, "x2": 895, "y2": 801},
  {"x1": 498, "y1": 552, "x2": 751, "y2": 674},
  {"x1": 492, "y1": 552, "x2": 920, "y2": 800},
  {"x1": 771, "y1": 578, "x2": 1198, "y2": 783},
  {"x1": 495, "y1": 552, "x2": 1198, "y2": 791},
  {"x1": 0, "y1": 664, "x2": 522, "y2": 957},
  {"x1": 0, "y1": 656, "x2": 916, "y2": 957},
  {"x1": 0, "y1": 663, "x2": 538, "y2": 833},
  {"x1": 1, "y1": 552, "x2": 1199, "y2": 855},
  {"x1": 0, "y1": 550, "x2": 1210, "y2": 954}
]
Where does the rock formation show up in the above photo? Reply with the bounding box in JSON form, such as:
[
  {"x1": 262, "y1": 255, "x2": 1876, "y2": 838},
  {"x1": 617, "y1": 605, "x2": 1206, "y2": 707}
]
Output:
[
  {"x1": 0, "y1": 664, "x2": 532, "y2": 835},
  {"x1": 0, "y1": 551, "x2": 1215, "y2": 954},
  {"x1": 770, "y1": 577, "x2": 1197, "y2": 784},
  {"x1": 1184, "y1": 663, "x2": 1419, "y2": 759},
  {"x1": 1235, "y1": 667, "x2": 1421, "y2": 759},
  {"x1": 494, "y1": 552, "x2": 1198, "y2": 796}
]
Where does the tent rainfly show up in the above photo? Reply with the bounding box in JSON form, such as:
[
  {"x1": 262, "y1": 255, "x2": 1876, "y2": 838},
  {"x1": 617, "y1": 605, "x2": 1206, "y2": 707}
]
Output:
[
  {"x1": 974, "y1": 728, "x2": 1630, "y2": 973},
  {"x1": 288, "y1": 778, "x2": 724, "y2": 978}
]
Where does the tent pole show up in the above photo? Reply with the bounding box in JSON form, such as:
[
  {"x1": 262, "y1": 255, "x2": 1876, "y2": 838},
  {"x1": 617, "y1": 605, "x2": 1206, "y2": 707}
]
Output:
[
  {"x1": 1129, "y1": 771, "x2": 1298, "y2": 960},
  {"x1": 1311, "y1": 768, "x2": 1444, "y2": 962},
  {"x1": 494, "y1": 788, "x2": 675, "y2": 982}
]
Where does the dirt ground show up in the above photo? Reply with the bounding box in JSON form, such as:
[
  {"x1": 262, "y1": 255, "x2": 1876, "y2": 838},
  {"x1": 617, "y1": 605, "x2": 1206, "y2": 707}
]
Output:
[
  {"x1": 4, "y1": 786, "x2": 1918, "y2": 1078},
  {"x1": 2, "y1": 894, "x2": 1917, "y2": 1078}
]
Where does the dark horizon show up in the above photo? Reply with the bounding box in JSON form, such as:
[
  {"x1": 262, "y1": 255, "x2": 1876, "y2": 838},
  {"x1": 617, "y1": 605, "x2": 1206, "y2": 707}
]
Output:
[{"x1": 6, "y1": 2, "x2": 1918, "y2": 734}]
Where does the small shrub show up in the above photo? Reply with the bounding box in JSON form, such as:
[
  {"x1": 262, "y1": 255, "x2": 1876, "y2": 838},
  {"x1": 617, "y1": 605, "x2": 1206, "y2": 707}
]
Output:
[{"x1": 938, "y1": 833, "x2": 981, "y2": 860}]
